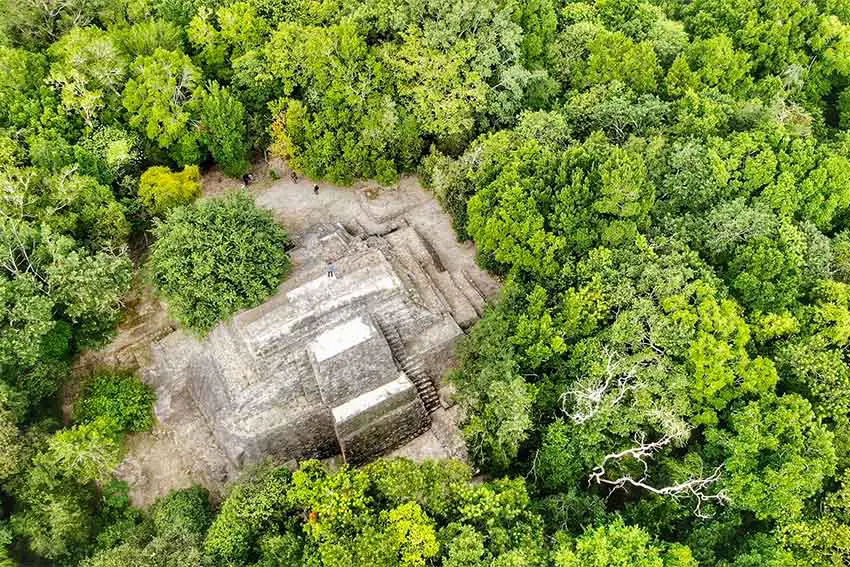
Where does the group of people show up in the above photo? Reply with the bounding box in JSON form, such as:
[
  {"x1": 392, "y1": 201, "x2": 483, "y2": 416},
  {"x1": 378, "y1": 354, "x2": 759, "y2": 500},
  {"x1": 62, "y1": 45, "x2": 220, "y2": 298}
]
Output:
[
  {"x1": 244, "y1": 168, "x2": 320, "y2": 195},
  {"x1": 289, "y1": 170, "x2": 320, "y2": 195}
]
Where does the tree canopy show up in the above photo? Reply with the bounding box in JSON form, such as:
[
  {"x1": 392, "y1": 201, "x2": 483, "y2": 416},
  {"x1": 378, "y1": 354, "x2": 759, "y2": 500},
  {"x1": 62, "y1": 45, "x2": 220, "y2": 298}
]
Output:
[{"x1": 2, "y1": 0, "x2": 850, "y2": 565}]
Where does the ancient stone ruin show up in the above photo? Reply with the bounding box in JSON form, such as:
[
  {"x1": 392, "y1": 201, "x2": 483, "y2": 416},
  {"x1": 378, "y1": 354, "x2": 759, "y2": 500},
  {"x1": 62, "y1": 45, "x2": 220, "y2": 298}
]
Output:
[{"x1": 145, "y1": 222, "x2": 489, "y2": 467}]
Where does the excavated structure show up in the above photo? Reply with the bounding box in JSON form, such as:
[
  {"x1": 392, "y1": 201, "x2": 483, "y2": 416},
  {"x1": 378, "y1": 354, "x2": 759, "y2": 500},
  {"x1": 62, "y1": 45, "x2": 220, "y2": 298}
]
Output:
[{"x1": 145, "y1": 222, "x2": 489, "y2": 466}]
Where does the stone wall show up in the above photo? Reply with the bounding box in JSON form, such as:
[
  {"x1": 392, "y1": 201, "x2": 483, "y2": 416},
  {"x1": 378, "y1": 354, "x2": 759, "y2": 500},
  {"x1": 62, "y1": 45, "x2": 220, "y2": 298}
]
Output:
[{"x1": 333, "y1": 374, "x2": 428, "y2": 463}]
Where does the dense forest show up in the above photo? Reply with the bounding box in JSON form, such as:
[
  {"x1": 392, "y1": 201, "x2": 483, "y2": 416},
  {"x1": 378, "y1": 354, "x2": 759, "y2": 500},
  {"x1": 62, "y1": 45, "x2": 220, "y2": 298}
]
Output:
[{"x1": 1, "y1": 0, "x2": 850, "y2": 565}]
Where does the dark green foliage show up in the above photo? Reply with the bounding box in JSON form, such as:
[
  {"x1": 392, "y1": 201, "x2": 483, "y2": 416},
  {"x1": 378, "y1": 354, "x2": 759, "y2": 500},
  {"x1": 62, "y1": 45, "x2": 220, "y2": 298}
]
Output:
[
  {"x1": 151, "y1": 486, "x2": 212, "y2": 541},
  {"x1": 75, "y1": 371, "x2": 155, "y2": 433},
  {"x1": 82, "y1": 485, "x2": 212, "y2": 567},
  {"x1": 147, "y1": 193, "x2": 291, "y2": 334},
  {"x1": 204, "y1": 465, "x2": 293, "y2": 566},
  {"x1": 199, "y1": 82, "x2": 250, "y2": 177}
]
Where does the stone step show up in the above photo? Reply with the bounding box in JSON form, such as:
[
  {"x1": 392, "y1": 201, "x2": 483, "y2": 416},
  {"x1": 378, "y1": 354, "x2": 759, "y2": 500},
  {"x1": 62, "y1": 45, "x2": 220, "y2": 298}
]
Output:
[
  {"x1": 374, "y1": 318, "x2": 441, "y2": 413},
  {"x1": 450, "y1": 270, "x2": 486, "y2": 317},
  {"x1": 379, "y1": 237, "x2": 449, "y2": 315},
  {"x1": 371, "y1": 300, "x2": 434, "y2": 342},
  {"x1": 430, "y1": 270, "x2": 478, "y2": 330},
  {"x1": 409, "y1": 375, "x2": 431, "y2": 387}
]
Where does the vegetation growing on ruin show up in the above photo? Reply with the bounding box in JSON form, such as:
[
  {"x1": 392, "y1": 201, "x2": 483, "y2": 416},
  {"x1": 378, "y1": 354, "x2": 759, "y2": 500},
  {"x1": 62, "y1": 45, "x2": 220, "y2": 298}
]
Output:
[{"x1": 1, "y1": 0, "x2": 850, "y2": 565}]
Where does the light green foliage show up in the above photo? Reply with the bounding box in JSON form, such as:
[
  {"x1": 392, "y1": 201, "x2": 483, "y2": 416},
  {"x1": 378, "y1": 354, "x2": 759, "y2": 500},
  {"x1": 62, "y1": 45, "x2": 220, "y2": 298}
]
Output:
[
  {"x1": 0, "y1": 47, "x2": 50, "y2": 129},
  {"x1": 780, "y1": 516, "x2": 850, "y2": 566},
  {"x1": 381, "y1": 501, "x2": 439, "y2": 567},
  {"x1": 512, "y1": 0, "x2": 557, "y2": 69},
  {"x1": 363, "y1": 458, "x2": 472, "y2": 520},
  {"x1": 709, "y1": 394, "x2": 836, "y2": 522},
  {"x1": 10, "y1": 416, "x2": 124, "y2": 561},
  {"x1": 1, "y1": 168, "x2": 130, "y2": 251},
  {"x1": 266, "y1": 0, "x2": 536, "y2": 182},
  {"x1": 138, "y1": 165, "x2": 201, "y2": 215},
  {"x1": 112, "y1": 20, "x2": 184, "y2": 58},
  {"x1": 75, "y1": 371, "x2": 155, "y2": 432},
  {"x1": 388, "y1": 27, "x2": 488, "y2": 152},
  {"x1": 199, "y1": 82, "x2": 250, "y2": 177},
  {"x1": 266, "y1": 21, "x2": 415, "y2": 184},
  {"x1": 554, "y1": 519, "x2": 697, "y2": 567},
  {"x1": 0, "y1": 171, "x2": 133, "y2": 401},
  {"x1": 77, "y1": 126, "x2": 140, "y2": 186},
  {"x1": 776, "y1": 281, "x2": 850, "y2": 426},
  {"x1": 834, "y1": 230, "x2": 850, "y2": 286},
  {"x1": 47, "y1": 27, "x2": 127, "y2": 127},
  {"x1": 34, "y1": 417, "x2": 123, "y2": 484},
  {"x1": 147, "y1": 193, "x2": 290, "y2": 333},
  {"x1": 463, "y1": 126, "x2": 662, "y2": 279},
  {"x1": 666, "y1": 35, "x2": 752, "y2": 97},
  {"x1": 45, "y1": 248, "x2": 133, "y2": 345},
  {"x1": 123, "y1": 48, "x2": 204, "y2": 164},
  {"x1": 200, "y1": 459, "x2": 549, "y2": 567},
  {"x1": 594, "y1": 145, "x2": 655, "y2": 220},
  {"x1": 461, "y1": 375, "x2": 534, "y2": 473},
  {"x1": 188, "y1": 2, "x2": 269, "y2": 81}
]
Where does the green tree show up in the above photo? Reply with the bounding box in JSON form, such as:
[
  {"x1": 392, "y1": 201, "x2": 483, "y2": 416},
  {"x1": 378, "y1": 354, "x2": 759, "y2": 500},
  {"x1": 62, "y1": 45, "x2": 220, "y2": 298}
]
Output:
[
  {"x1": 45, "y1": 247, "x2": 133, "y2": 346},
  {"x1": 152, "y1": 485, "x2": 212, "y2": 542},
  {"x1": 123, "y1": 48, "x2": 204, "y2": 164},
  {"x1": 0, "y1": 47, "x2": 50, "y2": 129},
  {"x1": 33, "y1": 417, "x2": 123, "y2": 484},
  {"x1": 199, "y1": 82, "x2": 249, "y2": 177},
  {"x1": 204, "y1": 466, "x2": 293, "y2": 566},
  {"x1": 187, "y1": 2, "x2": 269, "y2": 81},
  {"x1": 708, "y1": 394, "x2": 837, "y2": 522},
  {"x1": 147, "y1": 193, "x2": 291, "y2": 334},
  {"x1": 553, "y1": 519, "x2": 697, "y2": 567},
  {"x1": 138, "y1": 165, "x2": 201, "y2": 215},
  {"x1": 47, "y1": 27, "x2": 127, "y2": 127},
  {"x1": 112, "y1": 20, "x2": 183, "y2": 58},
  {"x1": 75, "y1": 371, "x2": 155, "y2": 432}
]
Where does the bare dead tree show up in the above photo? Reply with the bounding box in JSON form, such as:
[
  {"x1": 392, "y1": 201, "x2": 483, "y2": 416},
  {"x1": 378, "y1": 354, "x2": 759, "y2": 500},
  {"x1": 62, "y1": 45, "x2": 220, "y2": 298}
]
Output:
[
  {"x1": 561, "y1": 345, "x2": 647, "y2": 424},
  {"x1": 588, "y1": 429, "x2": 728, "y2": 518}
]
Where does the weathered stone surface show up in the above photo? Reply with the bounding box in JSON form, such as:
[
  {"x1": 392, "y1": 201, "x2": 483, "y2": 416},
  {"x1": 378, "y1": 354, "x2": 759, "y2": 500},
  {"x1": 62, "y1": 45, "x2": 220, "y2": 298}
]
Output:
[{"x1": 148, "y1": 222, "x2": 488, "y2": 468}]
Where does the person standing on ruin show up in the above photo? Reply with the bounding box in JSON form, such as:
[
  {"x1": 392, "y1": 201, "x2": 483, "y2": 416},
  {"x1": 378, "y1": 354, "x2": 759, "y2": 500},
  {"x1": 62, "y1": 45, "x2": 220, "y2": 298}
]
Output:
[
  {"x1": 314, "y1": 184, "x2": 320, "y2": 195},
  {"x1": 327, "y1": 260, "x2": 336, "y2": 278}
]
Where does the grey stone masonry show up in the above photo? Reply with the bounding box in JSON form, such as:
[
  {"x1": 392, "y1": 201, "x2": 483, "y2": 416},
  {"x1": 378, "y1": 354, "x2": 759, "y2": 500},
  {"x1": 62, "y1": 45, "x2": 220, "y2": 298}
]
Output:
[{"x1": 147, "y1": 222, "x2": 489, "y2": 468}]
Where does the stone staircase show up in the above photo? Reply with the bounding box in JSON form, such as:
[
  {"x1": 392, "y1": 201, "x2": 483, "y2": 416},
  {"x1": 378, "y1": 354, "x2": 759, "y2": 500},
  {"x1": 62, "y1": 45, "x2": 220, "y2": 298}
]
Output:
[
  {"x1": 430, "y1": 269, "x2": 478, "y2": 329},
  {"x1": 375, "y1": 319, "x2": 441, "y2": 413},
  {"x1": 380, "y1": 225, "x2": 487, "y2": 329}
]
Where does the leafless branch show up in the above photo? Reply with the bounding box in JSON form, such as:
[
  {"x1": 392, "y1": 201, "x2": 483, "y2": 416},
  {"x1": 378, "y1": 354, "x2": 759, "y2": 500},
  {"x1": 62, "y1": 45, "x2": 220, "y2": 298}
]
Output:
[
  {"x1": 588, "y1": 430, "x2": 728, "y2": 518},
  {"x1": 561, "y1": 346, "x2": 646, "y2": 424}
]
